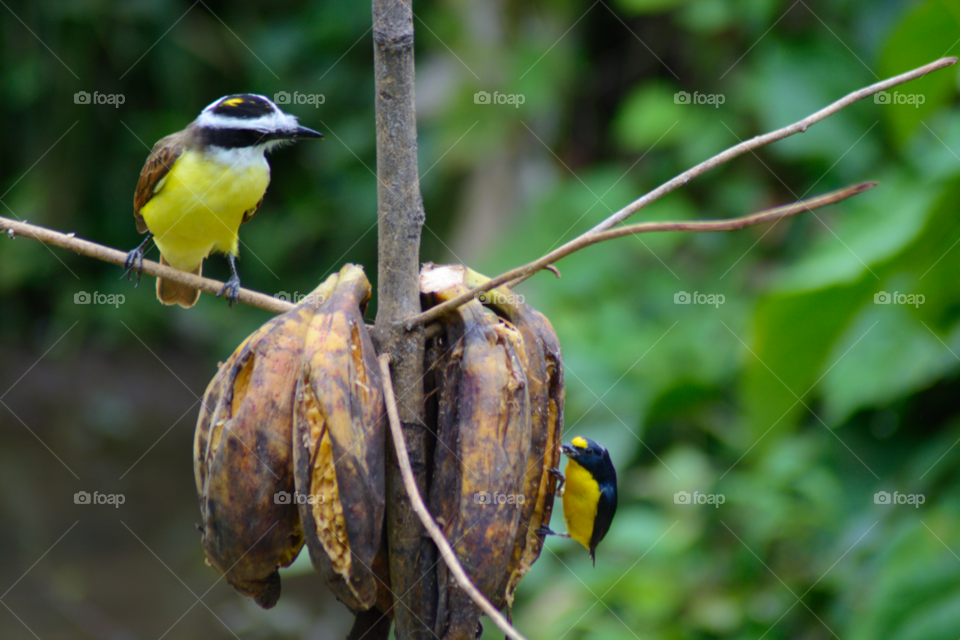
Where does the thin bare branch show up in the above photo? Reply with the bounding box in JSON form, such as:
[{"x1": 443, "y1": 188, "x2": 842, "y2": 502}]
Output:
[
  {"x1": 377, "y1": 354, "x2": 528, "y2": 640},
  {"x1": 408, "y1": 182, "x2": 876, "y2": 328},
  {"x1": 590, "y1": 56, "x2": 955, "y2": 234},
  {"x1": 405, "y1": 55, "x2": 957, "y2": 329},
  {"x1": 0, "y1": 216, "x2": 293, "y2": 314}
]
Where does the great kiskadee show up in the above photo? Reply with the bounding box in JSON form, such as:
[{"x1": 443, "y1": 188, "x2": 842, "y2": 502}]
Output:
[{"x1": 124, "y1": 94, "x2": 323, "y2": 308}]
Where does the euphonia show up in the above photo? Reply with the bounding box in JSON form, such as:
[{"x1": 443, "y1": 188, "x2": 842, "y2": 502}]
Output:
[{"x1": 541, "y1": 436, "x2": 618, "y2": 565}]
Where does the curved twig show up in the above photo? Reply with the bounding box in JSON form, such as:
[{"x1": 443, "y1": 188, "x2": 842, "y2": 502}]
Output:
[
  {"x1": 589, "y1": 56, "x2": 955, "y2": 234},
  {"x1": 405, "y1": 56, "x2": 956, "y2": 328},
  {"x1": 377, "y1": 354, "x2": 528, "y2": 640},
  {"x1": 408, "y1": 182, "x2": 876, "y2": 328}
]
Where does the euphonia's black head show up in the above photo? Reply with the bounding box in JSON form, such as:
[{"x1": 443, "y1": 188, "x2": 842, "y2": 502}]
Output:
[{"x1": 562, "y1": 436, "x2": 616, "y2": 484}]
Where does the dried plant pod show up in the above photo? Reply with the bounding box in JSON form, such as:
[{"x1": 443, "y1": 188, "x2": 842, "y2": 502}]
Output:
[
  {"x1": 421, "y1": 267, "x2": 532, "y2": 639},
  {"x1": 193, "y1": 277, "x2": 335, "y2": 608},
  {"x1": 293, "y1": 263, "x2": 387, "y2": 612},
  {"x1": 461, "y1": 267, "x2": 565, "y2": 611}
]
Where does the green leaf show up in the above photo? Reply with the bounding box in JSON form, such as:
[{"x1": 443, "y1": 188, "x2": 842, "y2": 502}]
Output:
[
  {"x1": 741, "y1": 282, "x2": 873, "y2": 439},
  {"x1": 851, "y1": 516, "x2": 960, "y2": 640},
  {"x1": 772, "y1": 175, "x2": 933, "y2": 293},
  {"x1": 822, "y1": 304, "x2": 955, "y2": 425},
  {"x1": 612, "y1": 81, "x2": 691, "y2": 151},
  {"x1": 878, "y1": 0, "x2": 960, "y2": 144}
]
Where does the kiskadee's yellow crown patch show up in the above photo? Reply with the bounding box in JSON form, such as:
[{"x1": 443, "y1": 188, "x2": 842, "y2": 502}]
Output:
[{"x1": 571, "y1": 436, "x2": 588, "y2": 448}]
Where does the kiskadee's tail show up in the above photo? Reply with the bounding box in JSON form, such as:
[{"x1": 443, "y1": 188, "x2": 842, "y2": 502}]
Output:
[{"x1": 157, "y1": 255, "x2": 202, "y2": 308}]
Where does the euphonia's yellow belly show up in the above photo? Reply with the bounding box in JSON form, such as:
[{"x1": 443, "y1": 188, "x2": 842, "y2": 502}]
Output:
[
  {"x1": 140, "y1": 149, "x2": 270, "y2": 271},
  {"x1": 563, "y1": 459, "x2": 600, "y2": 550}
]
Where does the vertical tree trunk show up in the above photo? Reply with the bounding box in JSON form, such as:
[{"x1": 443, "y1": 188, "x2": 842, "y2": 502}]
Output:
[{"x1": 371, "y1": 0, "x2": 433, "y2": 637}]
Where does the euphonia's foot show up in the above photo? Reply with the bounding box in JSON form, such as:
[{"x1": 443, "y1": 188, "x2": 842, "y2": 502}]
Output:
[
  {"x1": 123, "y1": 234, "x2": 153, "y2": 287},
  {"x1": 548, "y1": 467, "x2": 565, "y2": 492}
]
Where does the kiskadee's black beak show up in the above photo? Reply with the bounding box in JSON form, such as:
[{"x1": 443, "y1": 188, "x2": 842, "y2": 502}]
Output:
[{"x1": 289, "y1": 125, "x2": 323, "y2": 140}]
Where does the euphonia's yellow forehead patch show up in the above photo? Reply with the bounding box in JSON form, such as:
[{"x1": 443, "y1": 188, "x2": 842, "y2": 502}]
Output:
[
  {"x1": 222, "y1": 97, "x2": 245, "y2": 107},
  {"x1": 571, "y1": 436, "x2": 588, "y2": 449}
]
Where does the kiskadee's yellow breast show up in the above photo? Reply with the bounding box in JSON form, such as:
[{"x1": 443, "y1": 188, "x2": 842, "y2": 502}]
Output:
[
  {"x1": 140, "y1": 148, "x2": 270, "y2": 272},
  {"x1": 563, "y1": 458, "x2": 601, "y2": 551}
]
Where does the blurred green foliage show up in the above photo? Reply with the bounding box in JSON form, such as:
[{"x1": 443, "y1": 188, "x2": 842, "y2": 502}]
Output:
[{"x1": 2, "y1": 0, "x2": 960, "y2": 638}]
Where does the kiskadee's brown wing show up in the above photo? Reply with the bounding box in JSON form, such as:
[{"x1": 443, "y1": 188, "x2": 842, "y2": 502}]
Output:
[
  {"x1": 133, "y1": 133, "x2": 185, "y2": 234},
  {"x1": 241, "y1": 196, "x2": 264, "y2": 225}
]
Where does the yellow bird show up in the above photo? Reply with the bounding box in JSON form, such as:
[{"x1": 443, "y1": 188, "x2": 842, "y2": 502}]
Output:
[
  {"x1": 540, "y1": 436, "x2": 618, "y2": 565},
  {"x1": 124, "y1": 94, "x2": 323, "y2": 308}
]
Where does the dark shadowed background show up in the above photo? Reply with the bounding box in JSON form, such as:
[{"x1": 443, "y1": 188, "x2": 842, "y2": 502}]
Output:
[{"x1": 2, "y1": 0, "x2": 960, "y2": 638}]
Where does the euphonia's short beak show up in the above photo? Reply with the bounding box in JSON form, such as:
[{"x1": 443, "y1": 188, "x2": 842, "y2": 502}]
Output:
[{"x1": 561, "y1": 444, "x2": 577, "y2": 457}]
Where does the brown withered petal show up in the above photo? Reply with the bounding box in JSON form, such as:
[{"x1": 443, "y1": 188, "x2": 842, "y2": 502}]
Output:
[
  {"x1": 461, "y1": 267, "x2": 565, "y2": 611},
  {"x1": 194, "y1": 277, "x2": 336, "y2": 608},
  {"x1": 421, "y1": 270, "x2": 532, "y2": 639},
  {"x1": 293, "y1": 263, "x2": 387, "y2": 613}
]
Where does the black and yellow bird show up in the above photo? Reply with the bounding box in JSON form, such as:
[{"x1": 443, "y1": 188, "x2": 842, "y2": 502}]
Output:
[
  {"x1": 540, "y1": 436, "x2": 618, "y2": 565},
  {"x1": 124, "y1": 94, "x2": 323, "y2": 308}
]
